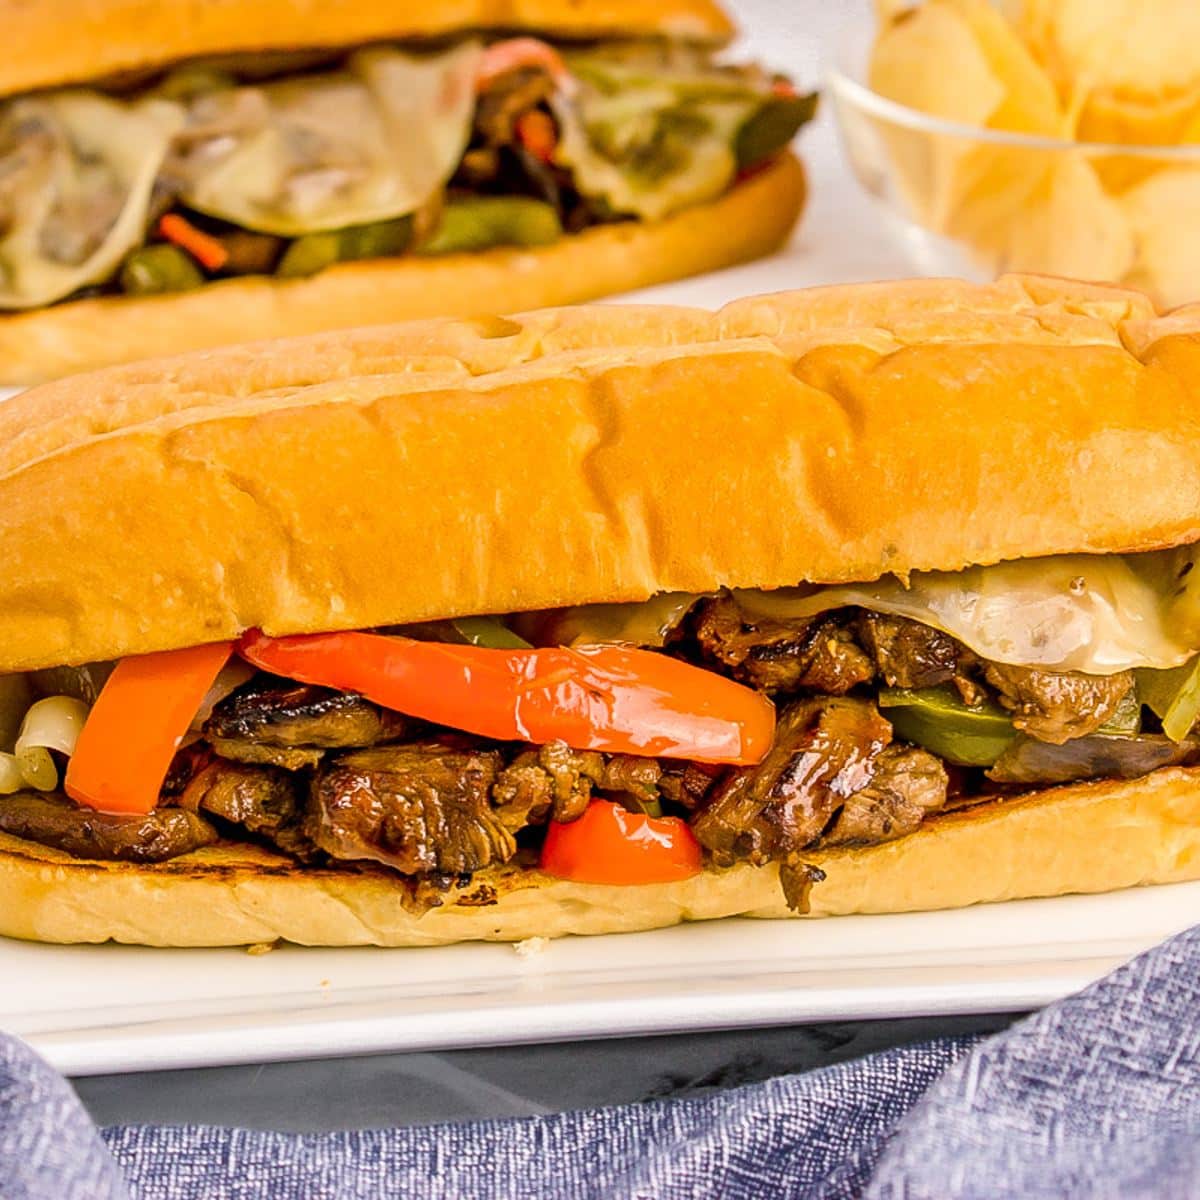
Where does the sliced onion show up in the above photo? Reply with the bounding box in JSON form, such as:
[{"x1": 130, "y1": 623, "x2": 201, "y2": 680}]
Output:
[
  {"x1": 16, "y1": 695, "x2": 89, "y2": 758},
  {"x1": 0, "y1": 752, "x2": 24, "y2": 794},
  {"x1": 13, "y1": 695, "x2": 90, "y2": 791},
  {"x1": 190, "y1": 658, "x2": 256, "y2": 730},
  {"x1": 16, "y1": 746, "x2": 57, "y2": 791}
]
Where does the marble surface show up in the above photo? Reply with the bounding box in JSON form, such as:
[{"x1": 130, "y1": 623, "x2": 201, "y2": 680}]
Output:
[
  {"x1": 67, "y1": 0, "x2": 1019, "y2": 1128},
  {"x1": 76, "y1": 1014, "x2": 1020, "y2": 1130}
]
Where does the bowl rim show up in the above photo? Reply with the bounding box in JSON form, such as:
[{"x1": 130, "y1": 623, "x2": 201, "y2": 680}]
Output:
[{"x1": 826, "y1": 65, "x2": 1200, "y2": 161}]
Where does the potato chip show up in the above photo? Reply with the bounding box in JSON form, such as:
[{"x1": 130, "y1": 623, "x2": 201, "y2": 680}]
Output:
[
  {"x1": 870, "y1": 0, "x2": 1061, "y2": 136},
  {"x1": 1008, "y1": 0, "x2": 1200, "y2": 148},
  {"x1": 1013, "y1": 0, "x2": 1200, "y2": 102},
  {"x1": 1000, "y1": 153, "x2": 1134, "y2": 283},
  {"x1": 869, "y1": 2, "x2": 1007, "y2": 132},
  {"x1": 862, "y1": 0, "x2": 1193, "y2": 299},
  {"x1": 867, "y1": 0, "x2": 1064, "y2": 247},
  {"x1": 937, "y1": 0, "x2": 1062, "y2": 135},
  {"x1": 1120, "y1": 166, "x2": 1200, "y2": 308},
  {"x1": 868, "y1": 2, "x2": 1007, "y2": 230}
]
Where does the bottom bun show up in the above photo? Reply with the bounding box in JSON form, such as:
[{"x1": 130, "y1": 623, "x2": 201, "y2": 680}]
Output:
[
  {"x1": 0, "y1": 154, "x2": 805, "y2": 387},
  {"x1": 1, "y1": 765, "x2": 1198, "y2": 946}
]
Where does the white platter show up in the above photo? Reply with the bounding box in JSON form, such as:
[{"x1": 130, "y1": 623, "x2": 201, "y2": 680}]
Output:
[
  {"x1": 0, "y1": 0, "x2": 1176, "y2": 1083},
  {"x1": 3, "y1": 880, "x2": 1197, "y2": 1076}
]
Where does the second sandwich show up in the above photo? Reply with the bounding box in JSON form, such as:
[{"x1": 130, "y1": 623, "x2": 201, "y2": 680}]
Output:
[{"x1": 0, "y1": 0, "x2": 812, "y2": 384}]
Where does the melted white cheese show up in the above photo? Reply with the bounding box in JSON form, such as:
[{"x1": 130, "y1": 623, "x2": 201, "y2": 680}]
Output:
[
  {"x1": 735, "y1": 549, "x2": 1200, "y2": 675},
  {"x1": 171, "y1": 43, "x2": 482, "y2": 236},
  {"x1": 0, "y1": 92, "x2": 182, "y2": 309}
]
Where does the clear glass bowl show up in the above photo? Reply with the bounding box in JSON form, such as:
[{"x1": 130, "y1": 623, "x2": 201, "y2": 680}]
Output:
[{"x1": 826, "y1": 25, "x2": 1200, "y2": 308}]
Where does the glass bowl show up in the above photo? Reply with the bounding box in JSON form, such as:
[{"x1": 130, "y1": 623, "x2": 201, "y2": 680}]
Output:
[{"x1": 826, "y1": 25, "x2": 1200, "y2": 308}]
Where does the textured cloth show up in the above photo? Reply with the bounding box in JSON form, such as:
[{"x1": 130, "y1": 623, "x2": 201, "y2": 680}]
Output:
[
  {"x1": 0, "y1": 1036, "x2": 128, "y2": 1200},
  {"x1": 3, "y1": 926, "x2": 1200, "y2": 1199}
]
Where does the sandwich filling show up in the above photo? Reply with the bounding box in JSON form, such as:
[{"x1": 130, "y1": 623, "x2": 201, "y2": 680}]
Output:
[
  {"x1": 0, "y1": 40, "x2": 813, "y2": 310},
  {"x1": 3, "y1": 545, "x2": 1200, "y2": 912}
]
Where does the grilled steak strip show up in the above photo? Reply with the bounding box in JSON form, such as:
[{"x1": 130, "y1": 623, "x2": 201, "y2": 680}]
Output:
[
  {"x1": 983, "y1": 663, "x2": 1135, "y2": 744},
  {"x1": 691, "y1": 697, "x2": 945, "y2": 866},
  {"x1": 308, "y1": 744, "x2": 513, "y2": 875},
  {"x1": 493, "y1": 740, "x2": 665, "y2": 830},
  {"x1": 0, "y1": 792, "x2": 217, "y2": 863},
  {"x1": 857, "y1": 613, "x2": 985, "y2": 705},
  {"x1": 180, "y1": 759, "x2": 319, "y2": 861},
  {"x1": 206, "y1": 676, "x2": 406, "y2": 769},
  {"x1": 820, "y1": 743, "x2": 948, "y2": 845},
  {"x1": 694, "y1": 595, "x2": 874, "y2": 694}
]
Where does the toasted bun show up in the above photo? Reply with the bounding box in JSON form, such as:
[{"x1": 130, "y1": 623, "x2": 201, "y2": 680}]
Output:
[
  {"x1": 1, "y1": 766, "x2": 1197, "y2": 946},
  {"x1": 9, "y1": 0, "x2": 734, "y2": 97},
  {"x1": 0, "y1": 154, "x2": 804, "y2": 388},
  {"x1": 3, "y1": 272, "x2": 1199, "y2": 676}
]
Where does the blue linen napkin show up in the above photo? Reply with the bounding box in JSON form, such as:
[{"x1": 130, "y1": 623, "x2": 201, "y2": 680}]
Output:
[{"x1": 4, "y1": 923, "x2": 1200, "y2": 1200}]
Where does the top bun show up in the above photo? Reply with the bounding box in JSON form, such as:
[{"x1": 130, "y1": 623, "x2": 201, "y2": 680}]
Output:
[
  {"x1": 7, "y1": 0, "x2": 735, "y2": 97},
  {"x1": 3, "y1": 274, "x2": 1200, "y2": 674}
]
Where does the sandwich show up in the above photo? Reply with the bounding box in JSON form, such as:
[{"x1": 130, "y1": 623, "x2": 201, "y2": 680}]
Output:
[
  {"x1": 3, "y1": 273, "x2": 1200, "y2": 948},
  {"x1": 0, "y1": 0, "x2": 813, "y2": 386}
]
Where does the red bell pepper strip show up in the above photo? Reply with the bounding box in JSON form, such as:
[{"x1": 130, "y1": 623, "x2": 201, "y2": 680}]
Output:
[
  {"x1": 65, "y1": 642, "x2": 234, "y2": 814},
  {"x1": 540, "y1": 800, "x2": 703, "y2": 885},
  {"x1": 238, "y1": 630, "x2": 774, "y2": 765},
  {"x1": 158, "y1": 214, "x2": 229, "y2": 272},
  {"x1": 515, "y1": 110, "x2": 557, "y2": 162}
]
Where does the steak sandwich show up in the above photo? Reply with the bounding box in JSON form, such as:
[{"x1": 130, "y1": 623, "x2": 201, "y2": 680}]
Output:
[
  {"x1": 4, "y1": 274, "x2": 1200, "y2": 947},
  {"x1": 0, "y1": 0, "x2": 812, "y2": 386}
]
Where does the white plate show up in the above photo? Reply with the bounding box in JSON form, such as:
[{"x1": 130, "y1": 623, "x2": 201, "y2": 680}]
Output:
[{"x1": 3, "y1": 881, "x2": 1196, "y2": 1076}]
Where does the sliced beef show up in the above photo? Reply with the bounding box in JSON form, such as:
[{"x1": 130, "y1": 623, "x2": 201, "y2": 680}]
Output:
[
  {"x1": 456, "y1": 66, "x2": 573, "y2": 217},
  {"x1": 820, "y1": 743, "x2": 948, "y2": 845},
  {"x1": 779, "y1": 860, "x2": 827, "y2": 913},
  {"x1": 162, "y1": 742, "x2": 212, "y2": 797},
  {"x1": 208, "y1": 740, "x2": 323, "y2": 771},
  {"x1": 983, "y1": 663, "x2": 1134, "y2": 744},
  {"x1": 493, "y1": 741, "x2": 598, "y2": 829},
  {"x1": 692, "y1": 697, "x2": 895, "y2": 866},
  {"x1": 595, "y1": 753, "x2": 662, "y2": 806},
  {"x1": 474, "y1": 67, "x2": 556, "y2": 148},
  {"x1": 658, "y1": 761, "x2": 722, "y2": 810},
  {"x1": 309, "y1": 744, "x2": 513, "y2": 875},
  {"x1": 492, "y1": 741, "x2": 663, "y2": 829},
  {"x1": 179, "y1": 760, "x2": 317, "y2": 860},
  {"x1": 0, "y1": 792, "x2": 217, "y2": 863},
  {"x1": 206, "y1": 676, "x2": 406, "y2": 768},
  {"x1": 694, "y1": 595, "x2": 874, "y2": 695},
  {"x1": 857, "y1": 612, "x2": 984, "y2": 703},
  {"x1": 987, "y1": 732, "x2": 1200, "y2": 786}
]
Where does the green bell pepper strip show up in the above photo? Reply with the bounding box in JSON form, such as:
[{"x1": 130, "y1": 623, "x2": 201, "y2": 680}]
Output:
[
  {"x1": 1137, "y1": 655, "x2": 1200, "y2": 742},
  {"x1": 276, "y1": 217, "x2": 413, "y2": 279},
  {"x1": 880, "y1": 678, "x2": 1142, "y2": 767},
  {"x1": 878, "y1": 686, "x2": 1016, "y2": 767},
  {"x1": 734, "y1": 92, "x2": 818, "y2": 170},
  {"x1": 120, "y1": 244, "x2": 205, "y2": 295},
  {"x1": 619, "y1": 794, "x2": 664, "y2": 819},
  {"x1": 417, "y1": 197, "x2": 562, "y2": 256},
  {"x1": 448, "y1": 617, "x2": 532, "y2": 650}
]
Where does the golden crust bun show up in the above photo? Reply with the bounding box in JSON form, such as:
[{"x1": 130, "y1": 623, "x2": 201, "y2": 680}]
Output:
[
  {"x1": 2, "y1": 766, "x2": 1197, "y2": 946},
  {"x1": 0, "y1": 154, "x2": 805, "y2": 388},
  {"x1": 7, "y1": 0, "x2": 734, "y2": 97},
  {"x1": 3, "y1": 272, "x2": 1200, "y2": 676}
]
